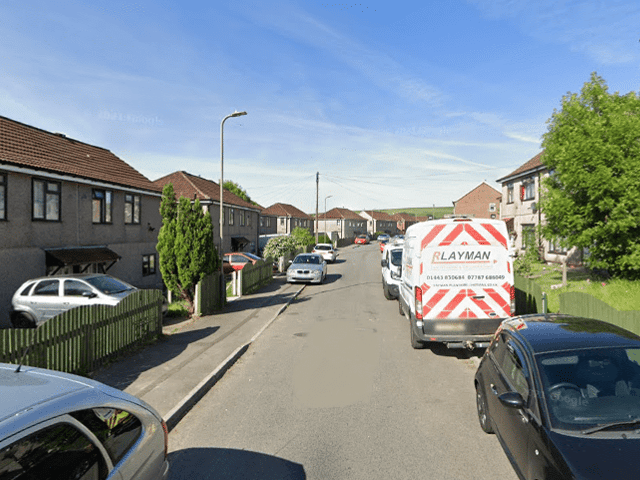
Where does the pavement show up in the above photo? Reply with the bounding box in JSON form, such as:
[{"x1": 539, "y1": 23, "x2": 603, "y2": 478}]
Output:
[{"x1": 92, "y1": 275, "x2": 304, "y2": 431}]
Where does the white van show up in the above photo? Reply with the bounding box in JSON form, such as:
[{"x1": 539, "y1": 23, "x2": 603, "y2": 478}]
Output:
[
  {"x1": 381, "y1": 239, "x2": 404, "y2": 300},
  {"x1": 398, "y1": 218, "x2": 514, "y2": 350}
]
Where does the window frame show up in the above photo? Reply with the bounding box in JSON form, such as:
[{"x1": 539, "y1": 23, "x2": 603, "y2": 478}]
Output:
[
  {"x1": 521, "y1": 224, "x2": 536, "y2": 250},
  {"x1": 124, "y1": 193, "x2": 141, "y2": 225},
  {"x1": 506, "y1": 183, "x2": 514, "y2": 204},
  {"x1": 92, "y1": 189, "x2": 113, "y2": 224},
  {"x1": 142, "y1": 254, "x2": 156, "y2": 276},
  {"x1": 229, "y1": 207, "x2": 235, "y2": 226},
  {"x1": 32, "y1": 178, "x2": 61, "y2": 222},
  {"x1": 522, "y1": 179, "x2": 536, "y2": 201}
]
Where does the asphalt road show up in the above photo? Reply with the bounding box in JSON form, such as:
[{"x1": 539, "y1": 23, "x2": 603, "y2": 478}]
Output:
[{"x1": 166, "y1": 243, "x2": 518, "y2": 480}]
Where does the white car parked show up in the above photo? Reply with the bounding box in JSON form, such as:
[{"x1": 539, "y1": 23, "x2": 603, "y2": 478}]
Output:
[
  {"x1": 312, "y1": 243, "x2": 337, "y2": 263},
  {"x1": 10, "y1": 274, "x2": 137, "y2": 328}
]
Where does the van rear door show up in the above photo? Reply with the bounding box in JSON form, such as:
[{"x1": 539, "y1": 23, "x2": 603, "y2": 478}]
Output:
[{"x1": 420, "y1": 220, "x2": 512, "y2": 320}]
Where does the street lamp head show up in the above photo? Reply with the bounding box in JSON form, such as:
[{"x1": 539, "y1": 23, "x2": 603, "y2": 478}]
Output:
[{"x1": 230, "y1": 111, "x2": 247, "y2": 118}]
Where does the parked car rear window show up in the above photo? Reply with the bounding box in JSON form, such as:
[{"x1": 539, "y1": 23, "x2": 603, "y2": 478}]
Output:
[
  {"x1": 71, "y1": 408, "x2": 142, "y2": 466},
  {"x1": 0, "y1": 421, "x2": 109, "y2": 479}
]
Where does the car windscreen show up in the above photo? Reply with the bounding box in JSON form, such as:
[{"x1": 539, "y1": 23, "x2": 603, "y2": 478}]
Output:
[
  {"x1": 245, "y1": 253, "x2": 262, "y2": 261},
  {"x1": 538, "y1": 347, "x2": 640, "y2": 432},
  {"x1": 315, "y1": 245, "x2": 331, "y2": 251},
  {"x1": 390, "y1": 250, "x2": 402, "y2": 266},
  {"x1": 293, "y1": 255, "x2": 320, "y2": 265},
  {"x1": 85, "y1": 276, "x2": 134, "y2": 294}
]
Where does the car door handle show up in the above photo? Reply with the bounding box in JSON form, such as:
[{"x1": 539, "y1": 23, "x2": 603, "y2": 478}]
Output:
[{"x1": 490, "y1": 384, "x2": 498, "y2": 395}]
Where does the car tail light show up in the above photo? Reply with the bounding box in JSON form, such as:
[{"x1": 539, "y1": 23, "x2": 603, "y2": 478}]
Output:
[
  {"x1": 161, "y1": 419, "x2": 169, "y2": 458},
  {"x1": 415, "y1": 286, "x2": 423, "y2": 320}
]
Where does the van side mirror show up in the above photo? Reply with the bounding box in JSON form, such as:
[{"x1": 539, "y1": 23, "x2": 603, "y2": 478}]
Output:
[{"x1": 381, "y1": 259, "x2": 388, "y2": 267}]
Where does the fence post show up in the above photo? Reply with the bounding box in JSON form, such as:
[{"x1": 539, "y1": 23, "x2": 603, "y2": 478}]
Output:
[
  {"x1": 238, "y1": 268, "x2": 243, "y2": 298},
  {"x1": 542, "y1": 292, "x2": 548, "y2": 314}
]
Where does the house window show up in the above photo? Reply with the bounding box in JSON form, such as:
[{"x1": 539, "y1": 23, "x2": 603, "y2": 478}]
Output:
[
  {"x1": 260, "y1": 217, "x2": 264, "y2": 227},
  {"x1": 33, "y1": 179, "x2": 61, "y2": 221},
  {"x1": 521, "y1": 224, "x2": 536, "y2": 250},
  {"x1": 229, "y1": 208, "x2": 235, "y2": 226},
  {"x1": 280, "y1": 218, "x2": 285, "y2": 226},
  {"x1": 247, "y1": 212, "x2": 251, "y2": 226},
  {"x1": 549, "y1": 238, "x2": 568, "y2": 254},
  {"x1": 124, "y1": 194, "x2": 140, "y2": 224},
  {"x1": 507, "y1": 184, "x2": 514, "y2": 204},
  {"x1": 491, "y1": 214, "x2": 496, "y2": 219},
  {"x1": 142, "y1": 254, "x2": 156, "y2": 276},
  {"x1": 92, "y1": 189, "x2": 112, "y2": 223},
  {"x1": 489, "y1": 203, "x2": 496, "y2": 212},
  {"x1": 239, "y1": 211, "x2": 245, "y2": 226},
  {"x1": 0, "y1": 172, "x2": 6, "y2": 220},
  {"x1": 521, "y1": 180, "x2": 535, "y2": 201}
]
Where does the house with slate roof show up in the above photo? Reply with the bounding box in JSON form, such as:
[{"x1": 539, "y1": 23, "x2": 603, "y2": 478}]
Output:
[
  {"x1": 497, "y1": 151, "x2": 582, "y2": 264},
  {"x1": 322, "y1": 207, "x2": 367, "y2": 240},
  {"x1": 452, "y1": 182, "x2": 502, "y2": 219},
  {"x1": 0, "y1": 115, "x2": 163, "y2": 327},
  {"x1": 153, "y1": 171, "x2": 262, "y2": 255},
  {"x1": 260, "y1": 203, "x2": 313, "y2": 236},
  {"x1": 359, "y1": 210, "x2": 397, "y2": 236}
]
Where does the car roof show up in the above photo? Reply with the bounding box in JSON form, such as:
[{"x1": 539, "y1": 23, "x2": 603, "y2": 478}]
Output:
[
  {"x1": 19, "y1": 273, "x2": 111, "y2": 283},
  {"x1": 0, "y1": 364, "x2": 96, "y2": 422},
  {"x1": 0, "y1": 364, "x2": 145, "y2": 432},
  {"x1": 501, "y1": 314, "x2": 640, "y2": 354}
]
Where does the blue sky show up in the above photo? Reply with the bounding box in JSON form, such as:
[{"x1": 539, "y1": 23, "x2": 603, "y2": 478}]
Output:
[{"x1": 2, "y1": 0, "x2": 639, "y2": 213}]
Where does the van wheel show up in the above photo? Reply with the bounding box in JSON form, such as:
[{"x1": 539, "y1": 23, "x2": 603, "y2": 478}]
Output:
[
  {"x1": 11, "y1": 313, "x2": 36, "y2": 329},
  {"x1": 383, "y1": 282, "x2": 393, "y2": 300},
  {"x1": 410, "y1": 321, "x2": 425, "y2": 349}
]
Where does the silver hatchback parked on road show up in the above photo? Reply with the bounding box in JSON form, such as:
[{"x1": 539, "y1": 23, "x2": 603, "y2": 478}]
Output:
[
  {"x1": 0, "y1": 363, "x2": 169, "y2": 479},
  {"x1": 10, "y1": 274, "x2": 138, "y2": 328}
]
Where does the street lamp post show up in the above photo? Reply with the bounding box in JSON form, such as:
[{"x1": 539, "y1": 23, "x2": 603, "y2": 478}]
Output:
[
  {"x1": 324, "y1": 195, "x2": 333, "y2": 243},
  {"x1": 220, "y1": 111, "x2": 247, "y2": 303}
]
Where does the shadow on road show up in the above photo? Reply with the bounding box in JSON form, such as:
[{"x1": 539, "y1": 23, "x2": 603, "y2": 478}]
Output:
[
  {"x1": 168, "y1": 448, "x2": 306, "y2": 479},
  {"x1": 428, "y1": 342, "x2": 486, "y2": 360}
]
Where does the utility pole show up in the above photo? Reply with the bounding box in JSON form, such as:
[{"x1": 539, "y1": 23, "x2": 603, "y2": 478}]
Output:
[{"x1": 315, "y1": 172, "x2": 319, "y2": 243}]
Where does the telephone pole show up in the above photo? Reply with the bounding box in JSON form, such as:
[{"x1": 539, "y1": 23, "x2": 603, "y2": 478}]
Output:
[{"x1": 315, "y1": 171, "x2": 319, "y2": 243}]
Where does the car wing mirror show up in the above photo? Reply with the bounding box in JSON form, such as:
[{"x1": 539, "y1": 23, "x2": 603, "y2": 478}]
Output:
[
  {"x1": 381, "y1": 259, "x2": 388, "y2": 267},
  {"x1": 498, "y1": 391, "x2": 525, "y2": 409},
  {"x1": 82, "y1": 291, "x2": 98, "y2": 299}
]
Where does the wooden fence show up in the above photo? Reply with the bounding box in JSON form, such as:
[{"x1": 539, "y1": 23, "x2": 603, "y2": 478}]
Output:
[
  {"x1": 0, "y1": 290, "x2": 163, "y2": 375},
  {"x1": 195, "y1": 272, "x2": 223, "y2": 316},
  {"x1": 514, "y1": 273, "x2": 544, "y2": 315},
  {"x1": 559, "y1": 292, "x2": 640, "y2": 336},
  {"x1": 240, "y1": 260, "x2": 273, "y2": 295},
  {"x1": 514, "y1": 274, "x2": 640, "y2": 337}
]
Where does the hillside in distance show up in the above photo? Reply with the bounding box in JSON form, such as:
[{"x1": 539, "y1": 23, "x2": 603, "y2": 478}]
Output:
[{"x1": 380, "y1": 206, "x2": 454, "y2": 219}]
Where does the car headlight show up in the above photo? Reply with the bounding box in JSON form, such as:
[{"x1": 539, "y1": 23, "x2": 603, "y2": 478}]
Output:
[{"x1": 391, "y1": 271, "x2": 401, "y2": 280}]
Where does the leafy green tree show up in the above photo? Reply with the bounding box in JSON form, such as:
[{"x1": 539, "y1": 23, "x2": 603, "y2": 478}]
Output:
[
  {"x1": 223, "y1": 180, "x2": 255, "y2": 205},
  {"x1": 157, "y1": 184, "x2": 219, "y2": 315},
  {"x1": 291, "y1": 226, "x2": 315, "y2": 248},
  {"x1": 262, "y1": 235, "x2": 299, "y2": 261},
  {"x1": 541, "y1": 72, "x2": 640, "y2": 278}
]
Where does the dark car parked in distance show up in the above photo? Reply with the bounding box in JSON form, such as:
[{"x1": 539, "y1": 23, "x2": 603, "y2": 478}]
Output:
[{"x1": 475, "y1": 314, "x2": 640, "y2": 480}]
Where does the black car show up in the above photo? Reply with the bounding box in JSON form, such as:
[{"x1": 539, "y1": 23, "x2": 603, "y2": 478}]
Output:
[{"x1": 475, "y1": 314, "x2": 640, "y2": 480}]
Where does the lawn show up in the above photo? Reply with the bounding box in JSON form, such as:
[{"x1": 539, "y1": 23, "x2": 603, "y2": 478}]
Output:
[{"x1": 524, "y1": 263, "x2": 640, "y2": 313}]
